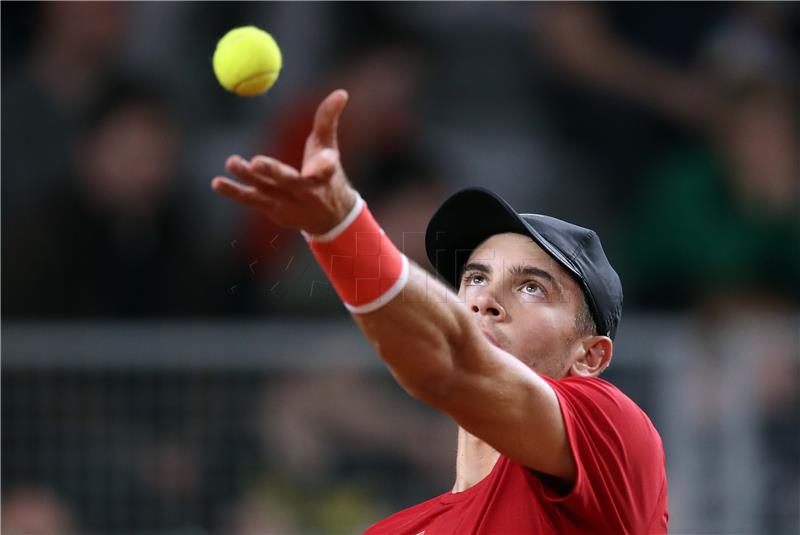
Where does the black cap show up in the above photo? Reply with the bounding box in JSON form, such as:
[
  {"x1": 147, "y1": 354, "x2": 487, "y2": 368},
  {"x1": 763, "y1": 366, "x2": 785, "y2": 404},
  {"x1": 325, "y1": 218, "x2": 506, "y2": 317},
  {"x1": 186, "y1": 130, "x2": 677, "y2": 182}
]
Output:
[{"x1": 425, "y1": 188, "x2": 623, "y2": 339}]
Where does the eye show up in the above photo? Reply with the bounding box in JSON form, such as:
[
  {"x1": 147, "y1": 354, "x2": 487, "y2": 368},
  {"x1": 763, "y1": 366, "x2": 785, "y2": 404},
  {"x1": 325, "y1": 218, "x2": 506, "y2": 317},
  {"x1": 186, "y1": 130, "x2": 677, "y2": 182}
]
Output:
[
  {"x1": 463, "y1": 272, "x2": 487, "y2": 286},
  {"x1": 520, "y1": 282, "x2": 544, "y2": 297}
]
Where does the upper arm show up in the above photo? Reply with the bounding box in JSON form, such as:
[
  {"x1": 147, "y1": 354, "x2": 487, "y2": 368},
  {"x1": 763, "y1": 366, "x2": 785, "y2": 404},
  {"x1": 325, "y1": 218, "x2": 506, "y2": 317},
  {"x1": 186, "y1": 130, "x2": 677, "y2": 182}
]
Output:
[
  {"x1": 427, "y1": 330, "x2": 577, "y2": 482},
  {"x1": 353, "y1": 262, "x2": 575, "y2": 481}
]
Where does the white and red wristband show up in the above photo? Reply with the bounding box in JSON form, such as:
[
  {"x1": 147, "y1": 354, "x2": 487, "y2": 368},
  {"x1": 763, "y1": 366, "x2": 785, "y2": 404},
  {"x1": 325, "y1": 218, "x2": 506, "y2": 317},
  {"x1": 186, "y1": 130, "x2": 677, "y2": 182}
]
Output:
[{"x1": 303, "y1": 192, "x2": 409, "y2": 314}]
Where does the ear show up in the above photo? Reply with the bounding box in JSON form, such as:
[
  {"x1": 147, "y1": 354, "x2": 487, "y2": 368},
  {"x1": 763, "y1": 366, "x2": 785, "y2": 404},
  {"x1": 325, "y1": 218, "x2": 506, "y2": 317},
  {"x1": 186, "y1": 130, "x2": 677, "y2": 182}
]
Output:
[{"x1": 568, "y1": 336, "x2": 613, "y2": 377}]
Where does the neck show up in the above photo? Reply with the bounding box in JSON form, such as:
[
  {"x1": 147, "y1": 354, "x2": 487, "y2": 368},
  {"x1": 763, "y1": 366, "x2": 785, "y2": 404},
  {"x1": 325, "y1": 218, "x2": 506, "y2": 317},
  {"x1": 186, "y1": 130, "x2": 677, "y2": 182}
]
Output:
[{"x1": 452, "y1": 427, "x2": 500, "y2": 493}]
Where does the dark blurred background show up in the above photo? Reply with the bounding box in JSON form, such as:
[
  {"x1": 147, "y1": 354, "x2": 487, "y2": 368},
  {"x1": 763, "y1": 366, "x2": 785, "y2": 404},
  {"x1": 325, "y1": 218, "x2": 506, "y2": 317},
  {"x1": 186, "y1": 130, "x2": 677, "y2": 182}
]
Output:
[{"x1": 2, "y1": 2, "x2": 798, "y2": 534}]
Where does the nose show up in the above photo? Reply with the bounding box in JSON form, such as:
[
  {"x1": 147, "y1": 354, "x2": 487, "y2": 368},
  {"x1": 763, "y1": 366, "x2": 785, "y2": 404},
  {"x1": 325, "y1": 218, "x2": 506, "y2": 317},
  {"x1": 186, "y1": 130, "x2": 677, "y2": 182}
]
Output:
[{"x1": 469, "y1": 290, "x2": 507, "y2": 321}]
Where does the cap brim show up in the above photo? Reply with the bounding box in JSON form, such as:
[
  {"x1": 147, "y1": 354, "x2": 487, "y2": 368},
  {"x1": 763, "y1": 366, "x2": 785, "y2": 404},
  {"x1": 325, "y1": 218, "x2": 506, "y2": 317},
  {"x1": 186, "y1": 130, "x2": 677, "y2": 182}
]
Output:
[{"x1": 425, "y1": 188, "x2": 582, "y2": 288}]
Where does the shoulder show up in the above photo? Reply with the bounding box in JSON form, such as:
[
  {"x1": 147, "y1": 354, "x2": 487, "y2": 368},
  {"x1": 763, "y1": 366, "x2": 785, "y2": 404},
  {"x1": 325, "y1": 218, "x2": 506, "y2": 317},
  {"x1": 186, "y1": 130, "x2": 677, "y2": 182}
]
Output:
[
  {"x1": 542, "y1": 375, "x2": 650, "y2": 421},
  {"x1": 533, "y1": 375, "x2": 668, "y2": 532},
  {"x1": 538, "y1": 374, "x2": 664, "y2": 467}
]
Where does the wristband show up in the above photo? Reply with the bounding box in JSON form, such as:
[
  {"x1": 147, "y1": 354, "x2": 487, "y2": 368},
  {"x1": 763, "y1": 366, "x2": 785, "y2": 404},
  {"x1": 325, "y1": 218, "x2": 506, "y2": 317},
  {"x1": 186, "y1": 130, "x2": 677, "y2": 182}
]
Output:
[{"x1": 304, "y1": 193, "x2": 409, "y2": 314}]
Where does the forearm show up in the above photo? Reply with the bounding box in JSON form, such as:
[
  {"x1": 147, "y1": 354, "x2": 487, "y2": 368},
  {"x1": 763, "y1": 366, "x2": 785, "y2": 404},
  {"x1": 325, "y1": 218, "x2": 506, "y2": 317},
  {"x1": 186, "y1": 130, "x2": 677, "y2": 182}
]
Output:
[
  {"x1": 352, "y1": 260, "x2": 486, "y2": 403},
  {"x1": 350, "y1": 257, "x2": 573, "y2": 479},
  {"x1": 296, "y1": 183, "x2": 494, "y2": 404}
]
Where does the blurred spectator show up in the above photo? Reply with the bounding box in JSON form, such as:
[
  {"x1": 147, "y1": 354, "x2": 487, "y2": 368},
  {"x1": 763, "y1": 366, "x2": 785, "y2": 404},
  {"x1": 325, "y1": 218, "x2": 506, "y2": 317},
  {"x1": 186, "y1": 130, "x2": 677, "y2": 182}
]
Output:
[
  {"x1": 534, "y1": 3, "x2": 724, "y2": 126},
  {"x1": 665, "y1": 307, "x2": 799, "y2": 533},
  {"x1": 3, "y1": 79, "x2": 240, "y2": 317},
  {"x1": 377, "y1": 3, "x2": 573, "y2": 217},
  {"x1": 231, "y1": 370, "x2": 452, "y2": 534},
  {"x1": 259, "y1": 371, "x2": 453, "y2": 493},
  {"x1": 1, "y1": 485, "x2": 76, "y2": 535},
  {"x1": 530, "y1": 2, "x2": 721, "y2": 210},
  {"x1": 614, "y1": 78, "x2": 799, "y2": 309},
  {"x1": 200, "y1": 369, "x2": 453, "y2": 534},
  {"x1": 2, "y1": 2, "x2": 129, "y2": 218}
]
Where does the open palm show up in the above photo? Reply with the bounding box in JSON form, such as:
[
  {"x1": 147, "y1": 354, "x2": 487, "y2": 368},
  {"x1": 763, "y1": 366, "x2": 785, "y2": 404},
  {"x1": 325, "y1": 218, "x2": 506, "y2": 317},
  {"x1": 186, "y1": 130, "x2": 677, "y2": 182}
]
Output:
[{"x1": 211, "y1": 89, "x2": 356, "y2": 235}]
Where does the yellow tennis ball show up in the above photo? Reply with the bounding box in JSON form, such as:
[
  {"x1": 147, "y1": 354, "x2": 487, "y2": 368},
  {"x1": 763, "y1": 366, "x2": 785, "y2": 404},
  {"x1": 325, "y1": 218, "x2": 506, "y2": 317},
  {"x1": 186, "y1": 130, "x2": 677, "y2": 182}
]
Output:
[{"x1": 213, "y1": 26, "x2": 282, "y2": 96}]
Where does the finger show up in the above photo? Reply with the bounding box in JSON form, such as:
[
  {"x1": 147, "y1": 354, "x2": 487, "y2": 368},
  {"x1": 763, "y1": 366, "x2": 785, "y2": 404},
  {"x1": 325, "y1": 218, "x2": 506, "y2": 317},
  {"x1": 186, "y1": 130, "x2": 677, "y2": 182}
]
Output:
[
  {"x1": 226, "y1": 155, "x2": 286, "y2": 193},
  {"x1": 225, "y1": 155, "x2": 253, "y2": 181},
  {"x1": 211, "y1": 177, "x2": 276, "y2": 209},
  {"x1": 250, "y1": 155, "x2": 303, "y2": 187},
  {"x1": 310, "y1": 89, "x2": 348, "y2": 149},
  {"x1": 301, "y1": 148, "x2": 338, "y2": 183}
]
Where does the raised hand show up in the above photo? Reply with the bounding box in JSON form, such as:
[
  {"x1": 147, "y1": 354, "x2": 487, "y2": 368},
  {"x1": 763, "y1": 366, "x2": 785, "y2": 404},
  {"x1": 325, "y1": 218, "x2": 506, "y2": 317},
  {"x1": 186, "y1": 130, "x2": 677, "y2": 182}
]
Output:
[{"x1": 211, "y1": 89, "x2": 357, "y2": 235}]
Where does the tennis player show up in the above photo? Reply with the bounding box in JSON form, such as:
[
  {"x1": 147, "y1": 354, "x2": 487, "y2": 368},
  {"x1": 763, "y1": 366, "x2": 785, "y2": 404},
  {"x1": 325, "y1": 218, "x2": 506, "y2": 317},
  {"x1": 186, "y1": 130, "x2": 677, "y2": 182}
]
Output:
[{"x1": 212, "y1": 90, "x2": 668, "y2": 534}]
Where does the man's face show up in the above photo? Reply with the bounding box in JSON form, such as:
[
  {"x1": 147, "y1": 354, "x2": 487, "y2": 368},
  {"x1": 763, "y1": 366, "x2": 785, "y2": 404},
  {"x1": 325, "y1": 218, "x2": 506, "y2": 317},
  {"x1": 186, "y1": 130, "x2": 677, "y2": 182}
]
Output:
[{"x1": 457, "y1": 232, "x2": 586, "y2": 378}]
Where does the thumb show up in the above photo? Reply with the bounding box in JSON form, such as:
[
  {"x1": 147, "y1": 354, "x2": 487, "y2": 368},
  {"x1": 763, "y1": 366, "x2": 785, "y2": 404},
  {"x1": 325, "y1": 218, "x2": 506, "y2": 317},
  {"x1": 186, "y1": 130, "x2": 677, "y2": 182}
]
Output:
[{"x1": 309, "y1": 89, "x2": 348, "y2": 149}]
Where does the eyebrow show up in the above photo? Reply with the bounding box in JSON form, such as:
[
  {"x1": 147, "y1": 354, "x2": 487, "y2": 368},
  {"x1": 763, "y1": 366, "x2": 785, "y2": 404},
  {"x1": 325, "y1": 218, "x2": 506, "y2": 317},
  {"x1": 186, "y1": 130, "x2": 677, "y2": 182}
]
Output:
[{"x1": 463, "y1": 261, "x2": 563, "y2": 293}]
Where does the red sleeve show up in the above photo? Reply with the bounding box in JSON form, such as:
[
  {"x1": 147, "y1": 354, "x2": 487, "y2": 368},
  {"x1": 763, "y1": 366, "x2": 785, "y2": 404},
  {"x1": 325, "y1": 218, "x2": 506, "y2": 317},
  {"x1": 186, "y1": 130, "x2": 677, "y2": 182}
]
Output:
[{"x1": 536, "y1": 375, "x2": 668, "y2": 534}]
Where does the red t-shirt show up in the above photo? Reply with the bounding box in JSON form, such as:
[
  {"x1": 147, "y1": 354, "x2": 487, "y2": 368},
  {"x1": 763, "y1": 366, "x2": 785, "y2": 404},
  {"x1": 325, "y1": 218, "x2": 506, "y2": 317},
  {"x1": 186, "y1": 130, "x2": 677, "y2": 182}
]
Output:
[{"x1": 364, "y1": 375, "x2": 668, "y2": 534}]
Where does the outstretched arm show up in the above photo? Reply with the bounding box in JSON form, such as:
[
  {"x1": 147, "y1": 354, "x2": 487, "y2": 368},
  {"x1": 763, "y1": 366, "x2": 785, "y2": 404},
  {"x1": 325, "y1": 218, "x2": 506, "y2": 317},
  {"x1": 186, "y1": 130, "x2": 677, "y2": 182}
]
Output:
[{"x1": 212, "y1": 90, "x2": 575, "y2": 481}]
